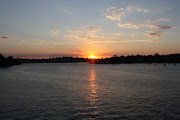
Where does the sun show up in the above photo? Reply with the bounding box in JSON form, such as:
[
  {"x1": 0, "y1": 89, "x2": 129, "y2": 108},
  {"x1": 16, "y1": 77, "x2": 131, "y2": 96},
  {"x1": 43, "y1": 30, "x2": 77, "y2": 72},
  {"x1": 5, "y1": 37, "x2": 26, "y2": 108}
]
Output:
[{"x1": 90, "y1": 55, "x2": 96, "y2": 59}]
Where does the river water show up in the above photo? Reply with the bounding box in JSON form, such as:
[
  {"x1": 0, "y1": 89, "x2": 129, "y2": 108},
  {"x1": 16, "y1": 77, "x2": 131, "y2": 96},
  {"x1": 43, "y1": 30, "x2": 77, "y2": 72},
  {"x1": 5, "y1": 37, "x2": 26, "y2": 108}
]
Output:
[{"x1": 0, "y1": 63, "x2": 180, "y2": 119}]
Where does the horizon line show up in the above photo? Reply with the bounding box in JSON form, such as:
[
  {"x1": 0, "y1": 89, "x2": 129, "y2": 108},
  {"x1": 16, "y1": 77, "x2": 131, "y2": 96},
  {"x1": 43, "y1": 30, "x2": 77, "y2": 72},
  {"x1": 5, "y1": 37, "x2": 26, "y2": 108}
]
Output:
[{"x1": 1, "y1": 53, "x2": 180, "y2": 59}]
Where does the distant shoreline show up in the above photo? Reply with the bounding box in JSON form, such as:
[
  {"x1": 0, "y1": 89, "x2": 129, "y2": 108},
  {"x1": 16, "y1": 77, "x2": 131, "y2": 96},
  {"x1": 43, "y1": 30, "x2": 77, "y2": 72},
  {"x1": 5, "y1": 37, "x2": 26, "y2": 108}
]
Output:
[{"x1": 1, "y1": 53, "x2": 180, "y2": 67}]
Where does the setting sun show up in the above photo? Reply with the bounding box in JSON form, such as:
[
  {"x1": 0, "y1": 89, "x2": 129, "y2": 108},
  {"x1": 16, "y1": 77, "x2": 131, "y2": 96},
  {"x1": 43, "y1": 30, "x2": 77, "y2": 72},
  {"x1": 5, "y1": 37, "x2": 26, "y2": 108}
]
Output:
[{"x1": 90, "y1": 55, "x2": 96, "y2": 59}]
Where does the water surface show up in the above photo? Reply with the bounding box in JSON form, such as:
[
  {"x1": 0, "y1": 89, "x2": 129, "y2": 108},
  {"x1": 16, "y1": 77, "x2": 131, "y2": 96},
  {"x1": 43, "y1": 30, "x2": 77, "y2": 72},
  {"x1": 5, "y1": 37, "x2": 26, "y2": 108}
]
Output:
[{"x1": 0, "y1": 63, "x2": 180, "y2": 119}]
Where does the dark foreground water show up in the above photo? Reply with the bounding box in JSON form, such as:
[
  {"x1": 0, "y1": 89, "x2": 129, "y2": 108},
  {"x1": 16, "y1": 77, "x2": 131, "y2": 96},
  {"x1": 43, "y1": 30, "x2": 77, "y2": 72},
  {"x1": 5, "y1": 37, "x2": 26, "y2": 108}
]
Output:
[{"x1": 0, "y1": 63, "x2": 180, "y2": 120}]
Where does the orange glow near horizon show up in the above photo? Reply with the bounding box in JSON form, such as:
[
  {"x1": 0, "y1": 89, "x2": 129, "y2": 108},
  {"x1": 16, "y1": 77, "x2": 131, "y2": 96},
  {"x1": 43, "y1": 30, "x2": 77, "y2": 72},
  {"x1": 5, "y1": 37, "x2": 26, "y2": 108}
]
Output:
[
  {"x1": 78, "y1": 45, "x2": 112, "y2": 58},
  {"x1": 89, "y1": 55, "x2": 96, "y2": 59}
]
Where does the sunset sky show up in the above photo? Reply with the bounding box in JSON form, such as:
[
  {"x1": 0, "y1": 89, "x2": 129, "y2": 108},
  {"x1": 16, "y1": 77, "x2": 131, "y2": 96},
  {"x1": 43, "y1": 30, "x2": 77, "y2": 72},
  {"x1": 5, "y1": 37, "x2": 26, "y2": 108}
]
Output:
[{"x1": 0, "y1": 0, "x2": 180, "y2": 58}]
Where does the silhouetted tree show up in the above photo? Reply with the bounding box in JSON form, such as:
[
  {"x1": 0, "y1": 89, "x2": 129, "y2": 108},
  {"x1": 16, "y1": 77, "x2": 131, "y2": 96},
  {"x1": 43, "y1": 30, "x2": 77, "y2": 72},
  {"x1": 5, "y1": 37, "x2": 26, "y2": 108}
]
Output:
[
  {"x1": 0, "y1": 53, "x2": 4, "y2": 58},
  {"x1": 113, "y1": 55, "x2": 118, "y2": 57},
  {"x1": 8, "y1": 56, "x2": 13, "y2": 60},
  {"x1": 154, "y1": 53, "x2": 160, "y2": 56}
]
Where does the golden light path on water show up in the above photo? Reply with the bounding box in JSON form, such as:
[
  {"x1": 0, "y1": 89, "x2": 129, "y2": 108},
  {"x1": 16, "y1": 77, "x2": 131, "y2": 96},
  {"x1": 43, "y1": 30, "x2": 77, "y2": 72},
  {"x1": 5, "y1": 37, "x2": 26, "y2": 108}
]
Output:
[
  {"x1": 88, "y1": 68, "x2": 99, "y2": 105},
  {"x1": 78, "y1": 66, "x2": 100, "y2": 119}
]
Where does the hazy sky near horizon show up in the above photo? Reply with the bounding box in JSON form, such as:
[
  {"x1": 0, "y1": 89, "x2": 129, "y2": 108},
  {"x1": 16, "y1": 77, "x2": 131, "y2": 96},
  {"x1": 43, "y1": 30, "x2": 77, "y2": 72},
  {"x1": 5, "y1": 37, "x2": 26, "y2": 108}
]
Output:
[{"x1": 0, "y1": 0, "x2": 180, "y2": 58}]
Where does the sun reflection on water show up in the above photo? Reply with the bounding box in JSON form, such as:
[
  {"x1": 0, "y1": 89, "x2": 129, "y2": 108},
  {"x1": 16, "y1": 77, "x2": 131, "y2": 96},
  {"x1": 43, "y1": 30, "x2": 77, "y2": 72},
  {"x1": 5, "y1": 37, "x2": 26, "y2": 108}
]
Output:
[
  {"x1": 78, "y1": 67, "x2": 100, "y2": 119},
  {"x1": 88, "y1": 68, "x2": 99, "y2": 105}
]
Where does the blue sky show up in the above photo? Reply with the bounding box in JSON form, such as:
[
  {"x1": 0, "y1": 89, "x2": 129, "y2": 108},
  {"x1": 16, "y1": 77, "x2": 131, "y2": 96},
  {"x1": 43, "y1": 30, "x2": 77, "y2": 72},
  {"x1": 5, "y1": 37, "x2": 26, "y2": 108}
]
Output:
[{"x1": 0, "y1": 0, "x2": 180, "y2": 58}]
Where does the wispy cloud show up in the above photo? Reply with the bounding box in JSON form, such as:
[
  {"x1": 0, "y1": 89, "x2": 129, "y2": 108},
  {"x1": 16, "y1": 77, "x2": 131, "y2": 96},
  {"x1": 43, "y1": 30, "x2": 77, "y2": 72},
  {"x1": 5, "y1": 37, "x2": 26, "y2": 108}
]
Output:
[
  {"x1": 69, "y1": 31, "x2": 161, "y2": 43},
  {"x1": 105, "y1": 6, "x2": 172, "y2": 39},
  {"x1": 106, "y1": 7, "x2": 126, "y2": 21},
  {"x1": 146, "y1": 18, "x2": 170, "y2": 24},
  {"x1": 107, "y1": 7, "x2": 117, "y2": 11},
  {"x1": 71, "y1": 30, "x2": 80, "y2": 33},
  {"x1": 110, "y1": 39, "x2": 161, "y2": 43},
  {"x1": 67, "y1": 26, "x2": 105, "y2": 41},
  {"x1": 125, "y1": 6, "x2": 149, "y2": 13},
  {"x1": 106, "y1": 12, "x2": 125, "y2": 21},
  {"x1": 137, "y1": 8, "x2": 149, "y2": 13},
  {"x1": 66, "y1": 30, "x2": 80, "y2": 33},
  {"x1": 150, "y1": 25, "x2": 172, "y2": 29},
  {"x1": 0, "y1": 36, "x2": 13, "y2": 40},
  {"x1": 69, "y1": 34, "x2": 107, "y2": 42},
  {"x1": 52, "y1": 41, "x2": 75, "y2": 45},
  {"x1": 76, "y1": 26, "x2": 101, "y2": 33},
  {"x1": 115, "y1": 33, "x2": 123, "y2": 36},
  {"x1": 61, "y1": 8, "x2": 72, "y2": 14},
  {"x1": 89, "y1": 39, "x2": 107, "y2": 42},
  {"x1": 148, "y1": 31, "x2": 164, "y2": 37},
  {"x1": 51, "y1": 30, "x2": 60, "y2": 35},
  {"x1": 78, "y1": 35, "x2": 93, "y2": 40},
  {"x1": 118, "y1": 18, "x2": 172, "y2": 31},
  {"x1": 130, "y1": 33, "x2": 142, "y2": 36},
  {"x1": 88, "y1": 27, "x2": 100, "y2": 33},
  {"x1": 105, "y1": 6, "x2": 149, "y2": 21},
  {"x1": 118, "y1": 23, "x2": 145, "y2": 29}
]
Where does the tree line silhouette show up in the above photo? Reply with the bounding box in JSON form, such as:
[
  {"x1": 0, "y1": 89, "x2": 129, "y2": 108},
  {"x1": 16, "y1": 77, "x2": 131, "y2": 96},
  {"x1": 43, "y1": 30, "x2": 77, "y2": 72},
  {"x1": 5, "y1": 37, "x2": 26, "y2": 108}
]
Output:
[
  {"x1": 0, "y1": 53, "x2": 22, "y2": 68},
  {"x1": 0, "y1": 53, "x2": 180, "y2": 67},
  {"x1": 90, "y1": 53, "x2": 180, "y2": 64}
]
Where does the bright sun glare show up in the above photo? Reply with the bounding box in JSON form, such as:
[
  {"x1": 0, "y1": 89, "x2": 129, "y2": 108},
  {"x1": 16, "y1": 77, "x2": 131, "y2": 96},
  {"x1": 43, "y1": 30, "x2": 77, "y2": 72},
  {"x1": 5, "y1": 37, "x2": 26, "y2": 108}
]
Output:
[{"x1": 90, "y1": 55, "x2": 95, "y2": 59}]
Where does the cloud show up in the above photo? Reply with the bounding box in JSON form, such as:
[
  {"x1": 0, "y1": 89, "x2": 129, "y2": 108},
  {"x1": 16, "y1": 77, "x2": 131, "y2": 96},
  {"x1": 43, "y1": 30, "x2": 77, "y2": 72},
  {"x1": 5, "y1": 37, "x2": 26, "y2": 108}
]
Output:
[
  {"x1": 118, "y1": 22, "x2": 172, "y2": 30},
  {"x1": 71, "y1": 30, "x2": 80, "y2": 33},
  {"x1": 0, "y1": 36, "x2": 12, "y2": 40},
  {"x1": 106, "y1": 11, "x2": 125, "y2": 21},
  {"x1": 79, "y1": 35, "x2": 93, "y2": 40},
  {"x1": 89, "y1": 39, "x2": 107, "y2": 42},
  {"x1": 88, "y1": 27, "x2": 100, "y2": 32},
  {"x1": 105, "y1": 7, "x2": 125, "y2": 21},
  {"x1": 146, "y1": 18, "x2": 170, "y2": 24},
  {"x1": 136, "y1": 8, "x2": 149, "y2": 13},
  {"x1": 70, "y1": 31, "x2": 160, "y2": 43},
  {"x1": 66, "y1": 30, "x2": 80, "y2": 33},
  {"x1": 77, "y1": 26, "x2": 101, "y2": 33},
  {"x1": 69, "y1": 34, "x2": 107, "y2": 42},
  {"x1": 148, "y1": 31, "x2": 164, "y2": 37},
  {"x1": 126, "y1": 7, "x2": 133, "y2": 11},
  {"x1": 69, "y1": 34, "x2": 92, "y2": 40},
  {"x1": 125, "y1": 6, "x2": 149, "y2": 13},
  {"x1": 105, "y1": 6, "x2": 149, "y2": 21},
  {"x1": 118, "y1": 23, "x2": 145, "y2": 29},
  {"x1": 105, "y1": 7, "x2": 171, "y2": 39},
  {"x1": 52, "y1": 42, "x2": 74, "y2": 45},
  {"x1": 126, "y1": 6, "x2": 149, "y2": 13},
  {"x1": 61, "y1": 8, "x2": 72, "y2": 14},
  {"x1": 150, "y1": 25, "x2": 172, "y2": 29},
  {"x1": 130, "y1": 33, "x2": 142, "y2": 36},
  {"x1": 144, "y1": 19, "x2": 172, "y2": 29},
  {"x1": 115, "y1": 33, "x2": 123, "y2": 36},
  {"x1": 51, "y1": 30, "x2": 60, "y2": 35},
  {"x1": 67, "y1": 26, "x2": 102, "y2": 41},
  {"x1": 107, "y1": 7, "x2": 117, "y2": 10},
  {"x1": 108, "y1": 39, "x2": 161, "y2": 43}
]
